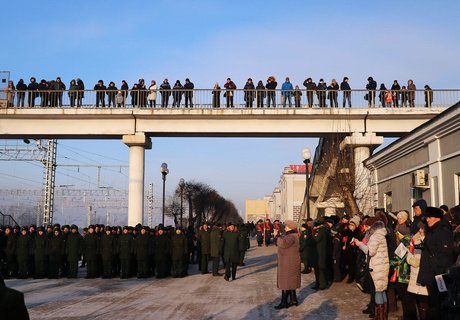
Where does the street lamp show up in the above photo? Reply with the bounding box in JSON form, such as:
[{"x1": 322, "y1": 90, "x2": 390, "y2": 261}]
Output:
[
  {"x1": 160, "y1": 163, "x2": 169, "y2": 225},
  {"x1": 179, "y1": 178, "x2": 185, "y2": 227},
  {"x1": 302, "y1": 148, "x2": 311, "y2": 220}
]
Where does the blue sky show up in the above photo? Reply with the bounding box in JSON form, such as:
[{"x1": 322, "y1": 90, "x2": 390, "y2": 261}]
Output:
[{"x1": 1, "y1": 0, "x2": 459, "y2": 225}]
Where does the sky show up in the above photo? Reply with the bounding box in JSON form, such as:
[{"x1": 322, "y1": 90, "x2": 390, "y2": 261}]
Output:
[{"x1": 1, "y1": 0, "x2": 459, "y2": 225}]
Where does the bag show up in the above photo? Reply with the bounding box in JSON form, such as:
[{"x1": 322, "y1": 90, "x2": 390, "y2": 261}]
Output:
[
  {"x1": 364, "y1": 94, "x2": 369, "y2": 101},
  {"x1": 356, "y1": 252, "x2": 375, "y2": 294}
]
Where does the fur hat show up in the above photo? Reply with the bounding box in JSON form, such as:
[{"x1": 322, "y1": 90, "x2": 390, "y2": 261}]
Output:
[{"x1": 424, "y1": 207, "x2": 443, "y2": 219}]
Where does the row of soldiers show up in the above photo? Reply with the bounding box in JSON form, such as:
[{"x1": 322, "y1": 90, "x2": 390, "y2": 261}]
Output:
[{"x1": 0, "y1": 222, "x2": 250, "y2": 281}]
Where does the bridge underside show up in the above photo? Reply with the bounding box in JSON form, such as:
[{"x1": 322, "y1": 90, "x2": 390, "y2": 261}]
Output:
[{"x1": 0, "y1": 108, "x2": 442, "y2": 139}]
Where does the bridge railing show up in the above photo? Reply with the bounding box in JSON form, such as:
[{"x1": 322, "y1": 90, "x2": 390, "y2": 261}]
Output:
[{"x1": 1, "y1": 89, "x2": 459, "y2": 109}]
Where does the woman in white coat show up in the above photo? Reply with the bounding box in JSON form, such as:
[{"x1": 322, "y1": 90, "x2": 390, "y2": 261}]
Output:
[
  {"x1": 148, "y1": 80, "x2": 158, "y2": 108},
  {"x1": 354, "y1": 217, "x2": 389, "y2": 319}
]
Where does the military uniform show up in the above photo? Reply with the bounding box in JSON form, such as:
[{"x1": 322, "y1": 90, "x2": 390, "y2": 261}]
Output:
[
  {"x1": 83, "y1": 226, "x2": 99, "y2": 278},
  {"x1": 16, "y1": 228, "x2": 30, "y2": 278},
  {"x1": 170, "y1": 229, "x2": 188, "y2": 277},
  {"x1": 5, "y1": 227, "x2": 18, "y2": 278},
  {"x1": 222, "y1": 225, "x2": 240, "y2": 281},
  {"x1": 310, "y1": 223, "x2": 329, "y2": 290},
  {"x1": 238, "y1": 224, "x2": 248, "y2": 266},
  {"x1": 135, "y1": 228, "x2": 151, "y2": 278},
  {"x1": 197, "y1": 225, "x2": 211, "y2": 274},
  {"x1": 210, "y1": 225, "x2": 223, "y2": 276},
  {"x1": 66, "y1": 226, "x2": 83, "y2": 278},
  {"x1": 118, "y1": 227, "x2": 133, "y2": 278},
  {"x1": 33, "y1": 228, "x2": 47, "y2": 278},
  {"x1": 100, "y1": 228, "x2": 116, "y2": 278},
  {"x1": 47, "y1": 229, "x2": 64, "y2": 278},
  {"x1": 154, "y1": 230, "x2": 171, "y2": 278}
]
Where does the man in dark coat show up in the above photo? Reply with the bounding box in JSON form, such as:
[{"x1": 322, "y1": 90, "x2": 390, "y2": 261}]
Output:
[
  {"x1": 33, "y1": 227, "x2": 47, "y2": 278},
  {"x1": 198, "y1": 222, "x2": 211, "y2": 274},
  {"x1": 417, "y1": 207, "x2": 454, "y2": 318},
  {"x1": 100, "y1": 227, "x2": 116, "y2": 278},
  {"x1": 94, "y1": 80, "x2": 106, "y2": 108},
  {"x1": 210, "y1": 224, "x2": 223, "y2": 276},
  {"x1": 0, "y1": 272, "x2": 29, "y2": 320},
  {"x1": 299, "y1": 224, "x2": 311, "y2": 274},
  {"x1": 134, "y1": 226, "x2": 150, "y2": 278},
  {"x1": 222, "y1": 223, "x2": 240, "y2": 281},
  {"x1": 310, "y1": 221, "x2": 329, "y2": 290},
  {"x1": 340, "y1": 77, "x2": 351, "y2": 108},
  {"x1": 66, "y1": 225, "x2": 83, "y2": 278},
  {"x1": 366, "y1": 76, "x2": 377, "y2": 107},
  {"x1": 154, "y1": 227, "x2": 171, "y2": 278},
  {"x1": 47, "y1": 228, "x2": 64, "y2": 278},
  {"x1": 5, "y1": 226, "x2": 18, "y2": 278},
  {"x1": 83, "y1": 225, "x2": 98, "y2": 278},
  {"x1": 183, "y1": 78, "x2": 194, "y2": 108},
  {"x1": 118, "y1": 226, "x2": 133, "y2": 278},
  {"x1": 411, "y1": 199, "x2": 427, "y2": 235},
  {"x1": 170, "y1": 228, "x2": 188, "y2": 277},
  {"x1": 238, "y1": 224, "x2": 249, "y2": 266},
  {"x1": 27, "y1": 77, "x2": 38, "y2": 108},
  {"x1": 16, "y1": 228, "x2": 30, "y2": 279},
  {"x1": 303, "y1": 78, "x2": 316, "y2": 108}
]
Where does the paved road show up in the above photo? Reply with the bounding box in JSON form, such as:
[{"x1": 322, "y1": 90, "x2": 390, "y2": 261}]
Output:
[{"x1": 7, "y1": 241, "x2": 377, "y2": 320}]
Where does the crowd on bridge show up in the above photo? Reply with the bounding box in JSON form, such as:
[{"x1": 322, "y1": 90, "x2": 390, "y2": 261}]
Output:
[{"x1": 3, "y1": 75, "x2": 435, "y2": 109}]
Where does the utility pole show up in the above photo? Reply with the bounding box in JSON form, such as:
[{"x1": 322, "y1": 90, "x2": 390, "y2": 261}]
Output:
[{"x1": 42, "y1": 139, "x2": 57, "y2": 226}]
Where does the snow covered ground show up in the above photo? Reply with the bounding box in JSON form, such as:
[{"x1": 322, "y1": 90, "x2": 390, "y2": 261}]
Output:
[{"x1": 7, "y1": 241, "x2": 383, "y2": 319}]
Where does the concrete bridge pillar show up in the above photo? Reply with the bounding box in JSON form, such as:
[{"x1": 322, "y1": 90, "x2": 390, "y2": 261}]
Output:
[
  {"x1": 123, "y1": 133, "x2": 152, "y2": 226},
  {"x1": 340, "y1": 132, "x2": 383, "y2": 215}
]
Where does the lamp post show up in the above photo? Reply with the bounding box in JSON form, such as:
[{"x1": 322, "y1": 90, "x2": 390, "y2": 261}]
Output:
[
  {"x1": 179, "y1": 178, "x2": 185, "y2": 227},
  {"x1": 160, "y1": 163, "x2": 169, "y2": 225},
  {"x1": 302, "y1": 148, "x2": 311, "y2": 220}
]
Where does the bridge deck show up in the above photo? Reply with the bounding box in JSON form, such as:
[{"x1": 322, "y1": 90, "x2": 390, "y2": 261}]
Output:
[{"x1": 0, "y1": 107, "x2": 445, "y2": 138}]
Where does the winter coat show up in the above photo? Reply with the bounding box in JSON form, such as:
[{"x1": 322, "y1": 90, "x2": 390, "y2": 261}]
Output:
[
  {"x1": 160, "y1": 83, "x2": 171, "y2": 96},
  {"x1": 358, "y1": 221, "x2": 390, "y2": 292},
  {"x1": 407, "y1": 83, "x2": 416, "y2": 100},
  {"x1": 83, "y1": 233, "x2": 98, "y2": 261},
  {"x1": 327, "y1": 83, "x2": 339, "y2": 99},
  {"x1": 281, "y1": 82, "x2": 293, "y2": 97},
  {"x1": 65, "y1": 232, "x2": 83, "y2": 261},
  {"x1": 33, "y1": 234, "x2": 47, "y2": 260},
  {"x1": 117, "y1": 234, "x2": 133, "y2": 260},
  {"x1": 134, "y1": 233, "x2": 150, "y2": 260},
  {"x1": 340, "y1": 81, "x2": 351, "y2": 91},
  {"x1": 47, "y1": 235, "x2": 64, "y2": 257},
  {"x1": 210, "y1": 227, "x2": 222, "y2": 257},
  {"x1": 148, "y1": 84, "x2": 157, "y2": 101},
  {"x1": 16, "y1": 234, "x2": 29, "y2": 261},
  {"x1": 244, "y1": 82, "x2": 255, "y2": 101},
  {"x1": 417, "y1": 219, "x2": 454, "y2": 286},
  {"x1": 171, "y1": 233, "x2": 188, "y2": 261},
  {"x1": 198, "y1": 228, "x2": 211, "y2": 255},
  {"x1": 313, "y1": 224, "x2": 329, "y2": 268},
  {"x1": 100, "y1": 234, "x2": 116, "y2": 260},
  {"x1": 276, "y1": 230, "x2": 301, "y2": 290},
  {"x1": 256, "y1": 84, "x2": 266, "y2": 99},
  {"x1": 183, "y1": 81, "x2": 194, "y2": 98},
  {"x1": 406, "y1": 232, "x2": 428, "y2": 296},
  {"x1": 154, "y1": 234, "x2": 170, "y2": 261},
  {"x1": 222, "y1": 230, "x2": 240, "y2": 264}
]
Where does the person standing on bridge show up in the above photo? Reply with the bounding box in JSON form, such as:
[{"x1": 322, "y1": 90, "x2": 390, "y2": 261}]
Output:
[
  {"x1": 274, "y1": 220, "x2": 300, "y2": 309},
  {"x1": 303, "y1": 77, "x2": 316, "y2": 108},
  {"x1": 256, "y1": 80, "x2": 266, "y2": 108},
  {"x1": 94, "y1": 80, "x2": 106, "y2": 108},
  {"x1": 244, "y1": 78, "x2": 255, "y2": 108},
  {"x1": 391, "y1": 80, "x2": 401, "y2": 107},
  {"x1": 183, "y1": 78, "x2": 194, "y2": 108},
  {"x1": 212, "y1": 82, "x2": 221, "y2": 108},
  {"x1": 340, "y1": 77, "x2": 351, "y2": 108},
  {"x1": 366, "y1": 77, "x2": 377, "y2": 108},
  {"x1": 68, "y1": 79, "x2": 78, "y2": 108},
  {"x1": 424, "y1": 85, "x2": 433, "y2": 108},
  {"x1": 407, "y1": 79, "x2": 416, "y2": 108},
  {"x1": 76, "y1": 78, "x2": 85, "y2": 107},
  {"x1": 120, "y1": 80, "x2": 129, "y2": 107},
  {"x1": 317, "y1": 79, "x2": 327, "y2": 108},
  {"x1": 160, "y1": 79, "x2": 171, "y2": 108},
  {"x1": 106, "y1": 81, "x2": 118, "y2": 108},
  {"x1": 16, "y1": 79, "x2": 27, "y2": 108},
  {"x1": 266, "y1": 76, "x2": 277, "y2": 108},
  {"x1": 27, "y1": 77, "x2": 38, "y2": 108},
  {"x1": 172, "y1": 80, "x2": 183, "y2": 108},
  {"x1": 224, "y1": 78, "x2": 236, "y2": 108},
  {"x1": 327, "y1": 79, "x2": 339, "y2": 108},
  {"x1": 281, "y1": 77, "x2": 293, "y2": 108},
  {"x1": 148, "y1": 80, "x2": 157, "y2": 108}
]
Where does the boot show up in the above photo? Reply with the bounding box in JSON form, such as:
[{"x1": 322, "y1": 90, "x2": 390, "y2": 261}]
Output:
[
  {"x1": 289, "y1": 290, "x2": 298, "y2": 307},
  {"x1": 274, "y1": 290, "x2": 288, "y2": 310},
  {"x1": 382, "y1": 302, "x2": 387, "y2": 320},
  {"x1": 373, "y1": 304, "x2": 384, "y2": 320}
]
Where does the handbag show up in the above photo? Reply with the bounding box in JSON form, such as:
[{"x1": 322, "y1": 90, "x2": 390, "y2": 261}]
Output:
[{"x1": 356, "y1": 252, "x2": 375, "y2": 294}]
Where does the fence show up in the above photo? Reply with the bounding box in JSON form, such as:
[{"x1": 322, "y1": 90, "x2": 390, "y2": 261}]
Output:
[{"x1": 2, "y1": 89, "x2": 459, "y2": 110}]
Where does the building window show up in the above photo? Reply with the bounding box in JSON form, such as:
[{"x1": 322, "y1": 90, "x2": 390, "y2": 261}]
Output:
[{"x1": 384, "y1": 192, "x2": 392, "y2": 213}]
